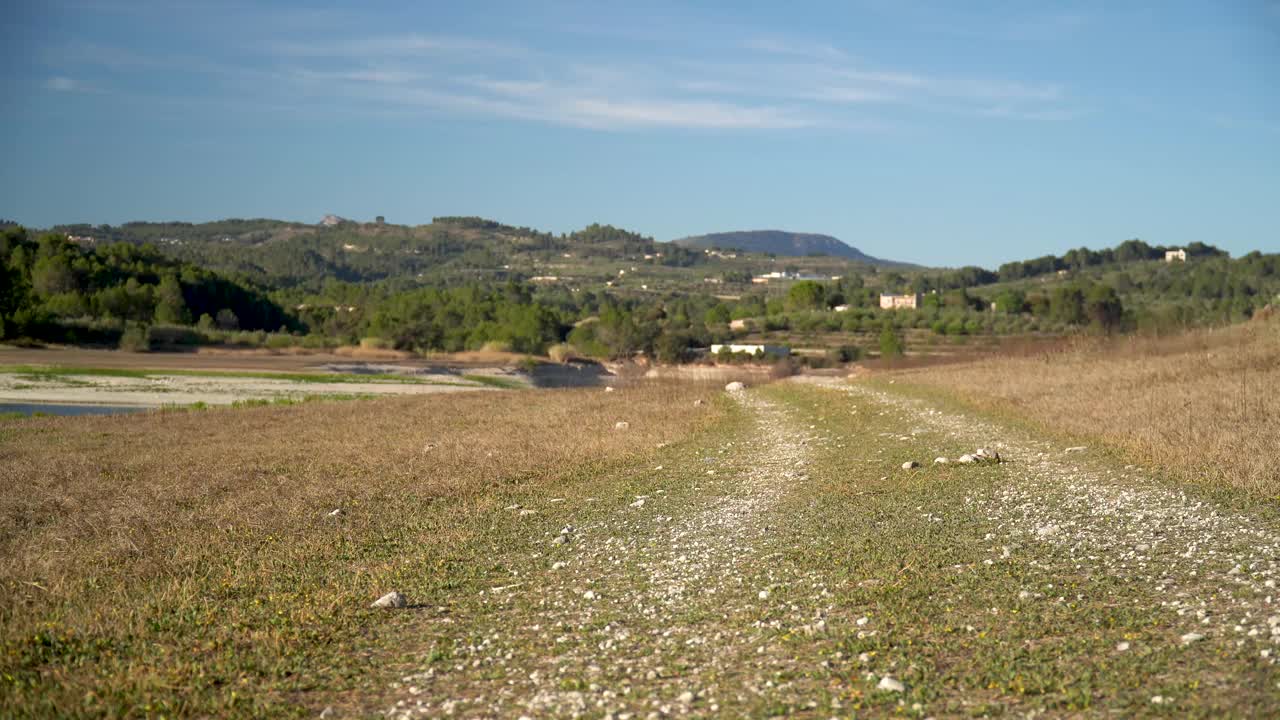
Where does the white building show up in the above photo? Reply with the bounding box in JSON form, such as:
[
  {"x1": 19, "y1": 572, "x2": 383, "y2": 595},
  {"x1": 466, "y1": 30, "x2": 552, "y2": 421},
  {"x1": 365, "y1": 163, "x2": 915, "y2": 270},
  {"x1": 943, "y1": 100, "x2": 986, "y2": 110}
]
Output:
[
  {"x1": 1165, "y1": 249, "x2": 1187, "y2": 262},
  {"x1": 710, "y1": 343, "x2": 790, "y2": 357},
  {"x1": 879, "y1": 293, "x2": 921, "y2": 310}
]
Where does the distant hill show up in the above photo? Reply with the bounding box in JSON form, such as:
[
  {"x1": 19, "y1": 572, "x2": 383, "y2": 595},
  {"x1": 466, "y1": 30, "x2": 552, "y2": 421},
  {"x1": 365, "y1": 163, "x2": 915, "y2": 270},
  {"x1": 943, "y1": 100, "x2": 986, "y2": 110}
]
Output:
[{"x1": 671, "y1": 230, "x2": 903, "y2": 265}]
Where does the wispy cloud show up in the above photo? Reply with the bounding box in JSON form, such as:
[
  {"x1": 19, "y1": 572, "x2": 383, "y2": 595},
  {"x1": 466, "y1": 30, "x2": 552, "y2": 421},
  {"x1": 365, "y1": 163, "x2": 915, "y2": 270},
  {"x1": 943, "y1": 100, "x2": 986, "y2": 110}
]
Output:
[
  {"x1": 44, "y1": 76, "x2": 98, "y2": 92},
  {"x1": 38, "y1": 19, "x2": 1078, "y2": 131}
]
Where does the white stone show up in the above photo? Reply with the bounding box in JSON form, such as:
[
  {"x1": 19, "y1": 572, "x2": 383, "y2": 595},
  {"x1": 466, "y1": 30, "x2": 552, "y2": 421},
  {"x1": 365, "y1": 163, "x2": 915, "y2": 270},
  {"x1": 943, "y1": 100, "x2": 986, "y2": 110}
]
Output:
[
  {"x1": 877, "y1": 676, "x2": 905, "y2": 693},
  {"x1": 1116, "y1": 641, "x2": 1130, "y2": 652},
  {"x1": 1181, "y1": 632, "x2": 1205, "y2": 644},
  {"x1": 614, "y1": 421, "x2": 630, "y2": 430},
  {"x1": 694, "y1": 399, "x2": 706, "y2": 406},
  {"x1": 934, "y1": 457, "x2": 948, "y2": 464},
  {"x1": 326, "y1": 508, "x2": 343, "y2": 517},
  {"x1": 630, "y1": 498, "x2": 646, "y2": 508},
  {"x1": 1151, "y1": 696, "x2": 1165, "y2": 705},
  {"x1": 583, "y1": 590, "x2": 597, "y2": 600},
  {"x1": 604, "y1": 386, "x2": 615, "y2": 392},
  {"x1": 725, "y1": 381, "x2": 746, "y2": 392},
  {"x1": 371, "y1": 591, "x2": 407, "y2": 609},
  {"x1": 958, "y1": 454, "x2": 976, "y2": 464},
  {"x1": 902, "y1": 461, "x2": 919, "y2": 470},
  {"x1": 1065, "y1": 446, "x2": 1087, "y2": 453},
  {"x1": 758, "y1": 590, "x2": 770, "y2": 600},
  {"x1": 678, "y1": 691, "x2": 695, "y2": 704}
]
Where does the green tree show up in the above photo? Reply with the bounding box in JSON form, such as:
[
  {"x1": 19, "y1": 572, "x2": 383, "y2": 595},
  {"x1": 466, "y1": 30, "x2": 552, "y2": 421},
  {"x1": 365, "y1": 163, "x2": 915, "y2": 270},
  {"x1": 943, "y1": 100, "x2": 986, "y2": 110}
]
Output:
[
  {"x1": 31, "y1": 254, "x2": 78, "y2": 297},
  {"x1": 786, "y1": 281, "x2": 826, "y2": 311},
  {"x1": 1050, "y1": 285, "x2": 1086, "y2": 325},
  {"x1": 1085, "y1": 284, "x2": 1124, "y2": 333},
  {"x1": 994, "y1": 289, "x2": 1026, "y2": 314},
  {"x1": 878, "y1": 320, "x2": 904, "y2": 358},
  {"x1": 154, "y1": 274, "x2": 191, "y2": 325}
]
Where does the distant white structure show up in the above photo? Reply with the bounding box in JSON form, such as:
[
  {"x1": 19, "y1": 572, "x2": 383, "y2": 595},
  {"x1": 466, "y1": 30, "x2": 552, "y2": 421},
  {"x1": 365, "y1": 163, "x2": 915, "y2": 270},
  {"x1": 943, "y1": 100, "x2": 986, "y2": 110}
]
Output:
[
  {"x1": 879, "y1": 293, "x2": 921, "y2": 310},
  {"x1": 1165, "y1": 249, "x2": 1187, "y2": 262},
  {"x1": 833, "y1": 304, "x2": 850, "y2": 313},
  {"x1": 729, "y1": 319, "x2": 748, "y2": 330},
  {"x1": 751, "y1": 271, "x2": 824, "y2": 284},
  {"x1": 710, "y1": 343, "x2": 790, "y2": 357}
]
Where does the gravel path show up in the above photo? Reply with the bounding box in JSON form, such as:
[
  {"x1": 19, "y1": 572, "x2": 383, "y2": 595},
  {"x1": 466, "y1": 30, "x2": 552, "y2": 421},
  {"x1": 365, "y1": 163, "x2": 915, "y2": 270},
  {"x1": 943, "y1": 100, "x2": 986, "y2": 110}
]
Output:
[
  {"x1": 386, "y1": 390, "x2": 835, "y2": 718},
  {"x1": 378, "y1": 378, "x2": 1280, "y2": 717},
  {"x1": 811, "y1": 378, "x2": 1280, "y2": 663}
]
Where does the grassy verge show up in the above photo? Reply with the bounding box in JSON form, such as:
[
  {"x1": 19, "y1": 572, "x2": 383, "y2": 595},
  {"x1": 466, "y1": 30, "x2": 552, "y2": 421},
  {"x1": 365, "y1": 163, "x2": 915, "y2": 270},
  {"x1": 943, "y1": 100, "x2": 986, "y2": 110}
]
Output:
[
  {"x1": 883, "y1": 316, "x2": 1280, "y2": 495},
  {"x1": 0, "y1": 382, "x2": 724, "y2": 718}
]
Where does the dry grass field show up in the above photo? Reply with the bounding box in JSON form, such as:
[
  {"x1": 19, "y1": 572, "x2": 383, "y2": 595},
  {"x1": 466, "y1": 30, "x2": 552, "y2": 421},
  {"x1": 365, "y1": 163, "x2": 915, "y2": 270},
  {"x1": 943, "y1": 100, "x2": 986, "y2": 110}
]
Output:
[
  {"x1": 889, "y1": 313, "x2": 1280, "y2": 495},
  {"x1": 0, "y1": 382, "x2": 724, "y2": 717}
]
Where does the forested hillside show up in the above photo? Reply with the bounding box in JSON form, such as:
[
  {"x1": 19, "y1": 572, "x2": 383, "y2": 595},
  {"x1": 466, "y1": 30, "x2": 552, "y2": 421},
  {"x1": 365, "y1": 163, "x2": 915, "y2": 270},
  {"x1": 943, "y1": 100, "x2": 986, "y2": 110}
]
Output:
[
  {"x1": 1, "y1": 226, "x2": 292, "y2": 345},
  {"x1": 50, "y1": 217, "x2": 708, "y2": 290},
  {"x1": 5, "y1": 217, "x2": 1278, "y2": 362}
]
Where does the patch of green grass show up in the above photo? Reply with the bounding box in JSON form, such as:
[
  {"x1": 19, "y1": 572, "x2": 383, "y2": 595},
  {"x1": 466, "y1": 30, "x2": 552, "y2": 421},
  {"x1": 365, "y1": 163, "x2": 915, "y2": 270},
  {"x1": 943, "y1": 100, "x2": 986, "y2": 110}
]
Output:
[
  {"x1": 13, "y1": 371, "x2": 93, "y2": 386},
  {"x1": 230, "y1": 394, "x2": 377, "y2": 409}
]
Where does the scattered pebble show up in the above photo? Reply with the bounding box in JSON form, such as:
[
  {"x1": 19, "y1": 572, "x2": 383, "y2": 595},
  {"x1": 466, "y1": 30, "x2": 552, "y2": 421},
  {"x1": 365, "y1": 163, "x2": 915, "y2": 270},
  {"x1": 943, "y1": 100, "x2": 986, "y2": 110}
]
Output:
[
  {"x1": 371, "y1": 591, "x2": 407, "y2": 609},
  {"x1": 614, "y1": 421, "x2": 630, "y2": 430},
  {"x1": 902, "y1": 461, "x2": 920, "y2": 470},
  {"x1": 724, "y1": 381, "x2": 746, "y2": 392},
  {"x1": 877, "y1": 676, "x2": 905, "y2": 693}
]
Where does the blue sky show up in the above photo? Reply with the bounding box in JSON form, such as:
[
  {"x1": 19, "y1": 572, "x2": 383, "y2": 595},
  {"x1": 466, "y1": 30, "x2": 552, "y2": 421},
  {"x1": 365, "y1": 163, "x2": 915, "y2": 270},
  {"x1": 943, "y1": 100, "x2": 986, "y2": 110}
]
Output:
[{"x1": 2, "y1": 0, "x2": 1278, "y2": 267}]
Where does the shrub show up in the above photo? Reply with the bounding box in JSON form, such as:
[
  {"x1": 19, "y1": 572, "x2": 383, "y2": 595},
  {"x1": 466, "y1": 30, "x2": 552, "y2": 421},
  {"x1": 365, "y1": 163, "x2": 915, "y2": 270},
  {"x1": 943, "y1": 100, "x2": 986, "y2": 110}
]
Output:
[
  {"x1": 148, "y1": 324, "x2": 203, "y2": 349},
  {"x1": 118, "y1": 323, "x2": 151, "y2": 352},
  {"x1": 547, "y1": 343, "x2": 575, "y2": 363},
  {"x1": 878, "y1": 320, "x2": 904, "y2": 358}
]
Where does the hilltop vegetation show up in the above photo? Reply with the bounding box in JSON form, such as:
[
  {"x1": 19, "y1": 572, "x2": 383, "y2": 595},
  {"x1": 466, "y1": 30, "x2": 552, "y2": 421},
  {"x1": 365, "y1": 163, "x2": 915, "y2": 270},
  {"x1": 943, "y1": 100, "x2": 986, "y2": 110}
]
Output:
[
  {"x1": 51, "y1": 217, "x2": 708, "y2": 290},
  {"x1": 673, "y1": 229, "x2": 897, "y2": 264},
  {"x1": 5, "y1": 217, "x2": 1279, "y2": 361}
]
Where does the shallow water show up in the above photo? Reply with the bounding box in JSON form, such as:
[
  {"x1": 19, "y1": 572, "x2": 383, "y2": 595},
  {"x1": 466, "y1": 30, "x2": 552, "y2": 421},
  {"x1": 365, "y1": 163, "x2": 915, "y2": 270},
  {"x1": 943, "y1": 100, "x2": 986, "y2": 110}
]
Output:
[{"x1": 0, "y1": 403, "x2": 146, "y2": 417}]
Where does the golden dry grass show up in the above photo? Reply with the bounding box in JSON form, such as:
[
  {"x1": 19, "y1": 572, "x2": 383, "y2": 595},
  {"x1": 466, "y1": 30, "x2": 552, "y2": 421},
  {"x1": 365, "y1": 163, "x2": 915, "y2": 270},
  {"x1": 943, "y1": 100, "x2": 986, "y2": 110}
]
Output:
[
  {"x1": 891, "y1": 315, "x2": 1280, "y2": 494},
  {"x1": 0, "y1": 381, "x2": 723, "y2": 716}
]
